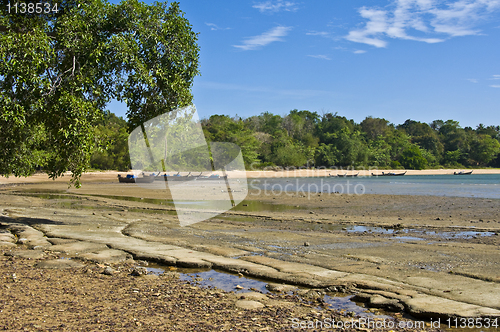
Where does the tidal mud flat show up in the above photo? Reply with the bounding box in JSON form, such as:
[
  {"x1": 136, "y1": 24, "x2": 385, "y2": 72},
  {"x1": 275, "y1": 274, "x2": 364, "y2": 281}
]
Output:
[{"x1": 1, "y1": 173, "x2": 500, "y2": 330}]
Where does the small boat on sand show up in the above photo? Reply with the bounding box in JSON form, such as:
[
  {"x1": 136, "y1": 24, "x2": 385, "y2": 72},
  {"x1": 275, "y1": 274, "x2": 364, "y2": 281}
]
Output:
[
  {"x1": 155, "y1": 172, "x2": 228, "y2": 181},
  {"x1": 196, "y1": 174, "x2": 228, "y2": 180},
  {"x1": 371, "y1": 171, "x2": 407, "y2": 177},
  {"x1": 454, "y1": 170, "x2": 473, "y2": 175},
  {"x1": 118, "y1": 174, "x2": 156, "y2": 183},
  {"x1": 330, "y1": 172, "x2": 359, "y2": 177},
  {"x1": 155, "y1": 172, "x2": 200, "y2": 181},
  {"x1": 343, "y1": 172, "x2": 359, "y2": 177}
]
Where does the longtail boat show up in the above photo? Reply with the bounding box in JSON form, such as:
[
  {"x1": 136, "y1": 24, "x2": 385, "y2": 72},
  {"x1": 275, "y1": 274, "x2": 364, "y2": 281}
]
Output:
[
  {"x1": 118, "y1": 174, "x2": 156, "y2": 183},
  {"x1": 454, "y1": 170, "x2": 473, "y2": 175},
  {"x1": 371, "y1": 171, "x2": 407, "y2": 177}
]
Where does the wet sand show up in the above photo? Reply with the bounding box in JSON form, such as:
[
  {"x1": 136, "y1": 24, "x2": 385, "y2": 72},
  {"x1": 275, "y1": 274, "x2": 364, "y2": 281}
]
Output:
[{"x1": 1, "y1": 173, "x2": 500, "y2": 328}]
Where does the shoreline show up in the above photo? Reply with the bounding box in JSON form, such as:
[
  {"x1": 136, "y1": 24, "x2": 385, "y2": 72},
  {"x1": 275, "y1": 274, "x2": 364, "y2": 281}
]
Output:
[{"x1": 1, "y1": 168, "x2": 499, "y2": 185}]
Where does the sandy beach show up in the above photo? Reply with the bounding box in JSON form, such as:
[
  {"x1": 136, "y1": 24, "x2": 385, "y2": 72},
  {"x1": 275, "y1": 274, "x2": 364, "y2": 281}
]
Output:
[
  {"x1": 1, "y1": 168, "x2": 500, "y2": 186},
  {"x1": 1, "y1": 172, "x2": 500, "y2": 330}
]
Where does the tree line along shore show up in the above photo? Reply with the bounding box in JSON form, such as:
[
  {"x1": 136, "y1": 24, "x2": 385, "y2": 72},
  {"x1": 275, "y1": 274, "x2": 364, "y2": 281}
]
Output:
[{"x1": 90, "y1": 110, "x2": 500, "y2": 173}]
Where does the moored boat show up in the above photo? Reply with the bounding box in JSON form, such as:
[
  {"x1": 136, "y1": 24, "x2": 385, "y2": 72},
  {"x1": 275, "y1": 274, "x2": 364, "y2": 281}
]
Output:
[
  {"x1": 344, "y1": 172, "x2": 359, "y2": 177},
  {"x1": 196, "y1": 174, "x2": 228, "y2": 180},
  {"x1": 155, "y1": 172, "x2": 201, "y2": 181},
  {"x1": 155, "y1": 172, "x2": 228, "y2": 181},
  {"x1": 328, "y1": 173, "x2": 359, "y2": 177},
  {"x1": 118, "y1": 174, "x2": 156, "y2": 183},
  {"x1": 454, "y1": 170, "x2": 473, "y2": 175},
  {"x1": 371, "y1": 171, "x2": 407, "y2": 177}
]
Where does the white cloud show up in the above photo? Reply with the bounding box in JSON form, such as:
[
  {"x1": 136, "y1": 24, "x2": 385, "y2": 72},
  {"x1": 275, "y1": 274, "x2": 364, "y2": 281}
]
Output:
[
  {"x1": 345, "y1": 8, "x2": 389, "y2": 47},
  {"x1": 205, "y1": 23, "x2": 230, "y2": 31},
  {"x1": 306, "y1": 31, "x2": 330, "y2": 37},
  {"x1": 490, "y1": 85, "x2": 500, "y2": 88},
  {"x1": 308, "y1": 54, "x2": 331, "y2": 60},
  {"x1": 345, "y1": 0, "x2": 500, "y2": 48},
  {"x1": 233, "y1": 26, "x2": 292, "y2": 50},
  {"x1": 492, "y1": 74, "x2": 500, "y2": 79},
  {"x1": 467, "y1": 78, "x2": 479, "y2": 83},
  {"x1": 354, "y1": 50, "x2": 367, "y2": 54},
  {"x1": 253, "y1": 0, "x2": 298, "y2": 13}
]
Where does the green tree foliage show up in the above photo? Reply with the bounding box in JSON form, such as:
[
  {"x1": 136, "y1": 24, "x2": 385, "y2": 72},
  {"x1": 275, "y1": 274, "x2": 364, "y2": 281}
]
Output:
[
  {"x1": 399, "y1": 145, "x2": 428, "y2": 170},
  {"x1": 314, "y1": 113, "x2": 369, "y2": 167},
  {"x1": 272, "y1": 143, "x2": 308, "y2": 167},
  {"x1": 469, "y1": 134, "x2": 500, "y2": 166},
  {"x1": 398, "y1": 119, "x2": 443, "y2": 161},
  {"x1": 360, "y1": 116, "x2": 391, "y2": 140},
  {"x1": 385, "y1": 130, "x2": 412, "y2": 163},
  {"x1": 476, "y1": 124, "x2": 499, "y2": 139},
  {"x1": 367, "y1": 137, "x2": 391, "y2": 167},
  {"x1": 0, "y1": 0, "x2": 199, "y2": 186},
  {"x1": 202, "y1": 115, "x2": 260, "y2": 167},
  {"x1": 90, "y1": 111, "x2": 130, "y2": 171},
  {"x1": 83, "y1": 110, "x2": 500, "y2": 171},
  {"x1": 199, "y1": 111, "x2": 499, "y2": 170},
  {"x1": 439, "y1": 120, "x2": 467, "y2": 153}
]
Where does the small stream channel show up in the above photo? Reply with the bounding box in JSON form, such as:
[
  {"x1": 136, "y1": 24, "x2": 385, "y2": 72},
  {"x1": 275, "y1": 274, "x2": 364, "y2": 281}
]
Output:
[{"x1": 143, "y1": 264, "x2": 392, "y2": 319}]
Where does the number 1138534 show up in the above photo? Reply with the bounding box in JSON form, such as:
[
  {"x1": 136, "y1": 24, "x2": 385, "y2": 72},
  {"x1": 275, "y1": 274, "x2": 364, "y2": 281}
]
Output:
[{"x1": 7, "y1": 2, "x2": 59, "y2": 14}]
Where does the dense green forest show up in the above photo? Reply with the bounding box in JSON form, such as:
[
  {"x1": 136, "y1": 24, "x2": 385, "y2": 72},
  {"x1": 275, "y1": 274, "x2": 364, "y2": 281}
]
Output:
[{"x1": 92, "y1": 110, "x2": 500, "y2": 171}]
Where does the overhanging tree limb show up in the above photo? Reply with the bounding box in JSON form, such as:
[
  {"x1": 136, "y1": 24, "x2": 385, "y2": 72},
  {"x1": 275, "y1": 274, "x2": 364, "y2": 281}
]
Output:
[{"x1": 0, "y1": 0, "x2": 200, "y2": 187}]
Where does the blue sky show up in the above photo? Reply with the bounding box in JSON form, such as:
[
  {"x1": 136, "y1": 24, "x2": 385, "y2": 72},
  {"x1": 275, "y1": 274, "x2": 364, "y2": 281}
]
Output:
[{"x1": 108, "y1": 0, "x2": 500, "y2": 128}]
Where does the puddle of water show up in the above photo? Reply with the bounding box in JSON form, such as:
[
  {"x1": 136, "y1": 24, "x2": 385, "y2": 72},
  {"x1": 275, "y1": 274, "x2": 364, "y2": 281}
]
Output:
[
  {"x1": 310, "y1": 242, "x2": 382, "y2": 250},
  {"x1": 144, "y1": 264, "x2": 392, "y2": 319},
  {"x1": 11, "y1": 191, "x2": 178, "y2": 215},
  {"x1": 80, "y1": 194, "x2": 173, "y2": 206},
  {"x1": 11, "y1": 189, "x2": 66, "y2": 194},
  {"x1": 22, "y1": 191, "x2": 302, "y2": 215},
  {"x1": 145, "y1": 265, "x2": 271, "y2": 293},
  {"x1": 391, "y1": 236, "x2": 426, "y2": 241},
  {"x1": 127, "y1": 208, "x2": 177, "y2": 216},
  {"x1": 347, "y1": 225, "x2": 396, "y2": 234},
  {"x1": 36, "y1": 192, "x2": 303, "y2": 214},
  {"x1": 218, "y1": 215, "x2": 259, "y2": 223},
  {"x1": 267, "y1": 244, "x2": 287, "y2": 249},
  {"x1": 439, "y1": 231, "x2": 495, "y2": 239},
  {"x1": 93, "y1": 195, "x2": 305, "y2": 213},
  {"x1": 344, "y1": 226, "x2": 495, "y2": 240},
  {"x1": 180, "y1": 269, "x2": 271, "y2": 293},
  {"x1": 144, "y1": 267, "x2": 165, "y2": 275},
  {"x1": 12, "y1": 191, "x2": 309, "y2": 221},
  {"x1": 12, "y1": 193, "x2": 81, "y2": 200},
  {"x1": 53, "y1": 202, "x2": 108, "y2": 210},
  {"x1": 322, "y1": 295, "x2": 391, "y2": 318},
  {"x1": 232, "y1": 200, "x2": 303, "y2": 213}
]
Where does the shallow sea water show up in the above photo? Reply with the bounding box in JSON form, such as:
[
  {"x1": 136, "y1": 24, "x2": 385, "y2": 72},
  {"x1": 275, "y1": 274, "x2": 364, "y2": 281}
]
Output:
[{"x1": 250, "y1": 174, "x2": 500, "y2": 198}]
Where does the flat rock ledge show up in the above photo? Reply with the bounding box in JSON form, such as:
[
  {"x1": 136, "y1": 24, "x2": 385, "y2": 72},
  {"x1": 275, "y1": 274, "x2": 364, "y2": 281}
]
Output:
[
  {"x1": 5, "y1": 250, "x2": 46, "y2": 260},
  {"x1": 3, "y1": 220, "x2": 500, "y2": 319},
  {"x1": 35, "y1": 259, "x2": 85, "y2": 269},
  {"x1": 235, "y1": 300, "x2": 265, "y2": 310}
]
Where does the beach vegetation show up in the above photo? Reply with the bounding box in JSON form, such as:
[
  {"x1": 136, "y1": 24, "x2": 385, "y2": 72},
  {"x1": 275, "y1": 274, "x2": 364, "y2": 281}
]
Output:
[
  {"x1": 197, "y1": 112, "x2": 500, "y2": 170},
  {"x1": 88, "y1": 110, "x2": 500, "y2": 171},
  {"x1": 0, "y1": 0, "x2": 199, "y2": 186}
]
